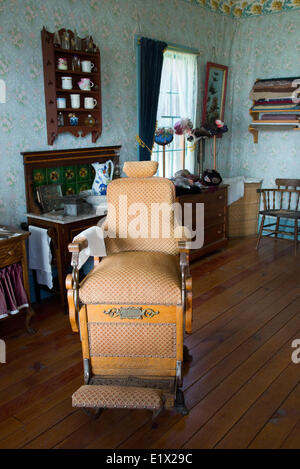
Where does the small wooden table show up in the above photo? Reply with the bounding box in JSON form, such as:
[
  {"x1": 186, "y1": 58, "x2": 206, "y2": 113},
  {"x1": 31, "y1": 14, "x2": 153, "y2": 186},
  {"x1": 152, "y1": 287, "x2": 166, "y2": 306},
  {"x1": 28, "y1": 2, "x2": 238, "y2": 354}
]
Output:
[
  {"x1": 26, "y1": 212, "x2": 105, "y2": 310},
  {"x1": 0, "y1": 226, "x2": 35, "y2": 334}
]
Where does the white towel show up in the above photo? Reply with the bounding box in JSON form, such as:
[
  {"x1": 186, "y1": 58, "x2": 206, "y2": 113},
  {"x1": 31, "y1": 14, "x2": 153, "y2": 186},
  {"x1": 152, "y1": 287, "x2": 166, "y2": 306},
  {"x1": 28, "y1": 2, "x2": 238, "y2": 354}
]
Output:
[
  {"x1": 73, "y1": 225, "x2": 107, "y2": 270},
  {"x1": 223, "y1": 176, "x2": 246, "y2": 205},
  {"x1": 223, "y1": 176, "x2": 263, "y2": 205},
  {"x1": 28, "y1": 226, "x2": 53, "y2": 289}
]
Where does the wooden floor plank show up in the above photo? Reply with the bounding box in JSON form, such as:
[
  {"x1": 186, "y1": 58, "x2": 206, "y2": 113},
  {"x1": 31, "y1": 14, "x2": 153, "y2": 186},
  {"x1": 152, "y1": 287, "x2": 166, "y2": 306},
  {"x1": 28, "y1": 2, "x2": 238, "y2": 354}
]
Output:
[
  {"x1": 55, "y1": 408, "x2": 131, "y2": 449},
  {"x1": 84, "y1": 410, "x2": 151, "y2": 449},
  {"x1": 0, "y1": 417, "x2": 24, "y2": 442},
  {"x1": 192, "y1": 239, "x2": 288, "y2": 309},
  {"x1": 182, "y1": 339, "x2": 299, "y2": 449},
  {"x1": 246, "y1": 381, "x2": 300, "y2": 449},
  {"x1": 0, "y1": 325, "x2": 80, "y2": 393},
  {"x1": 123, "y1": 311, "x2": 300, "y2": 449},
  {"x1": 0, "y1": 237, "x2": 299, "y2": 449},
  {"x1": 0, "y1": 399, "x2": 77, "y2": 448},
  {"x1": 280, "y1": 419, "x2": 300, "y2": 449},
  {"x1": 23, "y1": 409, "x2": 90, "y2": 449},
  {"x1": 183, "y1": 278, "x2": 300, "y2": 391},
  {"x1": 190, "y1": 243, "x2": 295, "y2": 335},
  {"x1": 0, "y1": 351, "x2": 82, "y2": 423},
  {"x1": 15, "y1": 375, "x2": 82, "y2": 424},
  {"x1": 186, "y1": 262, "x2": 300, "y2": 356},
  {"x1": 120, "y1": 294, "x2": 300, "y2": 449},
  {"x1": 191, "y1": 238, "x2": 275, "y2": 298}
]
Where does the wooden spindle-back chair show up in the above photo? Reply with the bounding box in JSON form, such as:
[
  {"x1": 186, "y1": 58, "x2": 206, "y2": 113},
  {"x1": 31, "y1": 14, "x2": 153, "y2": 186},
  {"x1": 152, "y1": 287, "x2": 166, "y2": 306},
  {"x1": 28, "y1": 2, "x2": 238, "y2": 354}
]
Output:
[{"x1": 256, "y1": 178, "x2": 300, "y2": 255}]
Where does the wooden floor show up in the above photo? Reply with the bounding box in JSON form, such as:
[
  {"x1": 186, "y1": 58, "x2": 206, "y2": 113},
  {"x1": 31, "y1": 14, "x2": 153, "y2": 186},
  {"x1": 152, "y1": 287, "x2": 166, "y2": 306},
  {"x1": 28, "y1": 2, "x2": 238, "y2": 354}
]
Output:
[{"x1": 0, "y1": 236, "x2": 300, "y2": 449}]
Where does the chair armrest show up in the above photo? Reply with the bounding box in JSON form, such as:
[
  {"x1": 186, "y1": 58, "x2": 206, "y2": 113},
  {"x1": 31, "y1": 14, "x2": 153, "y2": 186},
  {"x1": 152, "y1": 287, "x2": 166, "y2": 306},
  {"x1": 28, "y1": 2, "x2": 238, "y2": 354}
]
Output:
[
  {"x1": 68, "y1": 236, "x2": 88, "y2": 253},
  {"x1": 178, "y1": 237, "x2": 192, "y2": 334},
  {"x1": 175, "y1": 225, "x2": 192, "y2": 248},
  {"x1": 67, "y1": 236, "x2": 88, "y2": 269},
  {"x1": 66, "y1": 238, "x2": 88, "y2": 333},
  {"x1": 68, "y1": 225, "x2": 107, "y2": 270},
  {"x1": 176, "y1": 226, "x2": 191, "y2": 281},
  {"x1": 66, "y1": 226, "x2": 106, "y2": 333}
]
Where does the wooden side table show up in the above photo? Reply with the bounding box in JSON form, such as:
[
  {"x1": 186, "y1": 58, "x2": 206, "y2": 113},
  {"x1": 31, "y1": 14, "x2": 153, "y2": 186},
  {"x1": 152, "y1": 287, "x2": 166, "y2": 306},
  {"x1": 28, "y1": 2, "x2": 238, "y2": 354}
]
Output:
[
  {"x1": 26, "y1": 212, "x2": 105, "y2": 311},
  {"x1": 0, "y1": 226, "x2": 35, "y2": 334}
]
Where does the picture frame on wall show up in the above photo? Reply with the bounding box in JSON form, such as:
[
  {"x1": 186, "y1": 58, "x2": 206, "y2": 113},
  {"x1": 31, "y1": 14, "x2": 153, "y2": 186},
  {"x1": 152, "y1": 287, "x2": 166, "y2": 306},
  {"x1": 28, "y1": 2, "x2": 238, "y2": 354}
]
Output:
[{"x1": 202, "y1": 62, "x2": 228, "y2": 129}]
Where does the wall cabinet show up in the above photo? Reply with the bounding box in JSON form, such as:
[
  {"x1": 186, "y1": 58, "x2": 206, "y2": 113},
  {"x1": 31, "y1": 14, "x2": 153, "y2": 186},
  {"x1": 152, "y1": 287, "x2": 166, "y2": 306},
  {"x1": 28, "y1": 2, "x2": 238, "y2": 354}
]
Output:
[{"x1": 41, "y1": 27, "x2": 102, "y2": 145}]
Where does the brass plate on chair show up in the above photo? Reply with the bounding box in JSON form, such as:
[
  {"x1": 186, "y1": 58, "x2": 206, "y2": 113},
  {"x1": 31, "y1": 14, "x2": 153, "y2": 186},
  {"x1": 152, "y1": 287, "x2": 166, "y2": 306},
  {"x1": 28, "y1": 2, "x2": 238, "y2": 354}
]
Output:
[{"x1": 103, "y1": 307, "x2": 159, "y2": 320}]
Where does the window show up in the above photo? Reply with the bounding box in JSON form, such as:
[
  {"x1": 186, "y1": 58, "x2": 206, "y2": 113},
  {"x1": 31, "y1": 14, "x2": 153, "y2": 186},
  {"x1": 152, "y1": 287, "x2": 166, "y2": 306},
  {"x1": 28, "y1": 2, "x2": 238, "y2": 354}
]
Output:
[{"x1": 152, "y1": 50, "x2": 198, "y2": 178}]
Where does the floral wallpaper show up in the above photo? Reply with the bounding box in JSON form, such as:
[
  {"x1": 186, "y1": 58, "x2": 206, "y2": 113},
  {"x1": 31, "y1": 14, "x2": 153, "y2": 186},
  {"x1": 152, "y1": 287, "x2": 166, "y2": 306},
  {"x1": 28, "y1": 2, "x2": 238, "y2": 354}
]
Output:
[
  {"x1": 0, "y1": 0, "x2": 299, "y2": 227},
  {"x1": 184, "y1": 0, "x2": 300, "y2": 17},
  {"x1": 219, "y1": 9, "x2": 300, "y2": 191},
  {"x1": 0, "y1": 0, "x2": 234, "y2": 226}
]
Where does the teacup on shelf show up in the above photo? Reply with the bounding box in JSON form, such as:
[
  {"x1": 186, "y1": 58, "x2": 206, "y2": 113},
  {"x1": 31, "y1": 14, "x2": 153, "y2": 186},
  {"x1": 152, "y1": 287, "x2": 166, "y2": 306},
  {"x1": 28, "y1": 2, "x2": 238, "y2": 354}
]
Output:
[{"x1": 78, "y1": 78, "x2": 94, "y2": 91}]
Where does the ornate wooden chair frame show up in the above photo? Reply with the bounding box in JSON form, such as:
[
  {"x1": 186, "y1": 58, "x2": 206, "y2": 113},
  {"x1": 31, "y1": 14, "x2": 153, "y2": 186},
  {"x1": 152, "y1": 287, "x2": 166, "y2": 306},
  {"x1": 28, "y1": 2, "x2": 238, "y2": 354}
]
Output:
[{"x1": 65, "y1": 162, "x2": 193, "y2": 422}]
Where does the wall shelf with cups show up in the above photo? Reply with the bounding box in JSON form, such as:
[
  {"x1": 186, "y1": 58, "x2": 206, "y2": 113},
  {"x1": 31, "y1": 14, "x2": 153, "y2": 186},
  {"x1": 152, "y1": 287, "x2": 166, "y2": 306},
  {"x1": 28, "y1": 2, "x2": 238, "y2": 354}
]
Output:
[{"x1": 41, "y1": 27, "x2": 102, "y2": 145}]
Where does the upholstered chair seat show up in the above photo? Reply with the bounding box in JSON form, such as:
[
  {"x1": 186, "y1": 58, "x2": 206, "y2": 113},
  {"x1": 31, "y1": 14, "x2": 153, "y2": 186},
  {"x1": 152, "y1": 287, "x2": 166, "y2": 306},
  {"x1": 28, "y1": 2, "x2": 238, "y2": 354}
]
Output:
[{"x1": 79, "y1": 250, "x2": 181, "y2": 305}]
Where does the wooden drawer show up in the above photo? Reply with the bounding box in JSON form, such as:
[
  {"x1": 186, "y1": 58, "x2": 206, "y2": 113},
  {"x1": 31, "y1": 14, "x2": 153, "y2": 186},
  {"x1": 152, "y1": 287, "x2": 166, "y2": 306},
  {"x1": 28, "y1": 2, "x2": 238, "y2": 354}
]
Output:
[
  {"x1": 179, "y1": 188, "x2": 226, "y2": 206},
  {"x1": 177, "y1": 185, "x2": 228, "y2": 260},
  {"x1": 178, "y1": 188, "x2": 227, "y2": 229},
  {"x1": 0, "y1": 241, "x2": 23, "y2": 268},
  {"x1": 204, "y1": 223, "x2": 225, "y2": 246},
  {"x1": 178, "y1": 200, "x2": 225, "y2": 231},
  {"x1": 204, "y1": 189, "x2": 226, "y2": 207},
  {"x1": 205, "y1": 204, "x2": 225, "y2": 228}
]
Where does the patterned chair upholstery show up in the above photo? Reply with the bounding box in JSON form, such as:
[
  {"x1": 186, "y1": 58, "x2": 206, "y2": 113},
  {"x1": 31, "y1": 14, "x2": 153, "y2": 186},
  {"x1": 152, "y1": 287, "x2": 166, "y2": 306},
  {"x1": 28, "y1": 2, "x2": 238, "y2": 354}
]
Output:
[
  {"x1": 66, "y1": 161, "x2": 193, "y2": 422},
  {"x1": 79, "y1": 251, "x2": 181, "y2": 305}
]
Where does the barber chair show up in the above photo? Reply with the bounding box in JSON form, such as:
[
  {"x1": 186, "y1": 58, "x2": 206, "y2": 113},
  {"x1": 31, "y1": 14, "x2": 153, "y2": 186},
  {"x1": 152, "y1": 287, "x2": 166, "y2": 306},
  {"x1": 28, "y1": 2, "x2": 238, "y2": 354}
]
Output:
[{"x1": 66, "y1": 161, "x2": 193, "y2": 423}]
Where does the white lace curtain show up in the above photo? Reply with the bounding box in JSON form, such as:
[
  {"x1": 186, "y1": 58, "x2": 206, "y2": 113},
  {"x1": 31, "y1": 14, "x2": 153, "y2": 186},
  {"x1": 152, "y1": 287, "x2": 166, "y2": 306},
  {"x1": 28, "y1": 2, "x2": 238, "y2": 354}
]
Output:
[{"x1": 153, "y1": 50, "x2": 198, "y2": 177}]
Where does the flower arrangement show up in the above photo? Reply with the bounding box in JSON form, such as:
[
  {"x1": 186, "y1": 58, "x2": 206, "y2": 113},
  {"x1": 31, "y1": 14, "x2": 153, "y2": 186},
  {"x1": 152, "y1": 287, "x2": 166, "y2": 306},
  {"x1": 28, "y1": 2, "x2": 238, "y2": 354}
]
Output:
[
  {"x1": 173, "y1": 118, "x2": 193, "y2": 135},
  {"x1": 154, "y1": 127, "x2": 174, "y2": 146}
]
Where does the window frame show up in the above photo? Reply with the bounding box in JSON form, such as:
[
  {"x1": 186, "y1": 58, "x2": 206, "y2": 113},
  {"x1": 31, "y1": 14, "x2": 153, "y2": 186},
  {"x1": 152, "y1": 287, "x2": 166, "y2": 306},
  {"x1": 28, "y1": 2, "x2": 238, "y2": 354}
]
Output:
[{"x1": 135, "y1": 36, "x2": 199, "y2": 167}]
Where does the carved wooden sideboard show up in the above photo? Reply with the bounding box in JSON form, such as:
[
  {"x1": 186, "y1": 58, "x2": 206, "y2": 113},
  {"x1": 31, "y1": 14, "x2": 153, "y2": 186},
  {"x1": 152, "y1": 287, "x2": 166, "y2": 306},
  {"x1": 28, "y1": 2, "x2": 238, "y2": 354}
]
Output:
[{"x1": 22, "y1": 146, "x2": 121, "y2": 310}]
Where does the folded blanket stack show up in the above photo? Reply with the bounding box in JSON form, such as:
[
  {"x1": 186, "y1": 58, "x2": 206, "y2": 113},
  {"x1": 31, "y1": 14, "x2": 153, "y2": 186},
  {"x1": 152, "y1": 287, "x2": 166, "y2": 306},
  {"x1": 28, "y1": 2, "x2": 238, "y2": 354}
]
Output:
[
  {"x1": 260, "y1": 113, "x2": 299, "y2": 121},
  {"x1": 250, "y1": 77, "x2": 300, "y2": 121}
]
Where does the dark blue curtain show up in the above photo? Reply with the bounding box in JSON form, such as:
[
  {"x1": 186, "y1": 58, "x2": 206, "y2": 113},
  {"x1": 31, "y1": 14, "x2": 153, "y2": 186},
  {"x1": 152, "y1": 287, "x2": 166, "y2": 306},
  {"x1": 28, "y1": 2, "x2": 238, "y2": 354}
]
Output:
[{"x1": 138, "y1": 37, "x2": 167, "y2": 161}]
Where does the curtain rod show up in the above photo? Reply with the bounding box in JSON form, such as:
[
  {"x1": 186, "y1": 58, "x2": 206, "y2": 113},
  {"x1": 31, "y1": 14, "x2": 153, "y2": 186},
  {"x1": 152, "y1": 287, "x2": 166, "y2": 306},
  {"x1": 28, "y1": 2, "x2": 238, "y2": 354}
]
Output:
[{"x1": 135, "y1": 34, "x2": 200, "y2": 56}]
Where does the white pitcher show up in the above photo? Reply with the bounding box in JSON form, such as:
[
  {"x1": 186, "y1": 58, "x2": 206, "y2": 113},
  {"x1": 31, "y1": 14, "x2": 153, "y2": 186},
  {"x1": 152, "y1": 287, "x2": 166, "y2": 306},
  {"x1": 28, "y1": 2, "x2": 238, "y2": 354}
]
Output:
[{"x1": 92, "y1": 160, "x2": 114, "y2": 196}]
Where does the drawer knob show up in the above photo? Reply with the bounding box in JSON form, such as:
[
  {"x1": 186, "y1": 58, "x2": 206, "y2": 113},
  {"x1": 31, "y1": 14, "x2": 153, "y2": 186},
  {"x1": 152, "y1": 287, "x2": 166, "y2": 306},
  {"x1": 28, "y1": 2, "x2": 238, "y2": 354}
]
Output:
[
  {"x1": 218, "y1": 195, "x2": 223, "y2": 200},
  {"x1": 217, "y1": 230, "x2": 222, "y2": 235},
  {"x1": 218, "y1": 212, "x2": 222, "y2": 217},
  {"x1": 8, "y1": 250, "x2": 13, "y2": 256}
]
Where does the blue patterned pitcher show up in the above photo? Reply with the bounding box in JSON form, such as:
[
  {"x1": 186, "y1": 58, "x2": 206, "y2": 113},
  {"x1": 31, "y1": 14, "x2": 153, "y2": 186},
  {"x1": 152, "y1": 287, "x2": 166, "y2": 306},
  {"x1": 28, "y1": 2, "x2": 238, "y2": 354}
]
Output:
[{"x1": 91, "y1": 160, "x2": 114, "y2": 196}]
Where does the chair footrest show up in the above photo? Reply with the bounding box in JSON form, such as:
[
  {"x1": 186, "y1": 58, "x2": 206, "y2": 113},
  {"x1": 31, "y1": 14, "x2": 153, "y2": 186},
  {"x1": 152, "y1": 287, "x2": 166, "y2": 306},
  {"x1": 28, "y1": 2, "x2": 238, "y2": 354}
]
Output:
[{"x1": 72, "y1": 385, "x2": 164, "y2": 411}]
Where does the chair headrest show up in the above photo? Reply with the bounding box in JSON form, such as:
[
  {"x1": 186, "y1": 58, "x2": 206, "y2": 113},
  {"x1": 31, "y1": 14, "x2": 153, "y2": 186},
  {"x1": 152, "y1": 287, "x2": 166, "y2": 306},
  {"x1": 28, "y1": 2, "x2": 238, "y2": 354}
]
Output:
[{"x1": 123, "y1": 161, "x2": 158, "y2": 178}]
